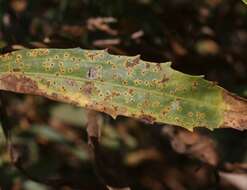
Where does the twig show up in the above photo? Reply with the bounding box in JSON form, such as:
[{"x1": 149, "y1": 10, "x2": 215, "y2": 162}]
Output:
[
  {"x1": 86, "y1": 110, "x2": 131, "y2": 190},
  {"x1": 86, "y1": 110, "x2": 102, "y2": 149}
]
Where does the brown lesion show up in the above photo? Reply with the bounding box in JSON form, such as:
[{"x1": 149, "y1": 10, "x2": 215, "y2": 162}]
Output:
[
  {"x1": 85, "y1": 101, "x2": 120, "y2": 119},
  {"x1": 159, "y1": 74, "x2": 169, "y2": 84},
  {"x1": 82, "y1": 82, "x2": 94, "y2": 96},
  {"x1": 12, "y1": 68, "x2": 22, "y2": 72},
  {"x1": 0, "y1": 74, "x2": 40, "y2": 94},
  {"x1": 125, "y1": 55, "x2": 140, "y2": 68},
  {"x1": 139, "y1": 114, "x2": 156, "y2": 124},
  {"x1": 222, "y1": 90, "x2": 247, "y2": 130},
  {"x1": 0, "y1": 74, "x2": 85, "y2": 109}
]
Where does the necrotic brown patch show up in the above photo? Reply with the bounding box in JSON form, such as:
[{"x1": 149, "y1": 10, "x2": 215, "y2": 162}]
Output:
[
  {"x1": 82, "y1": 82, "x2": 94, "y2": 96},
  {"x1": 139, "y1": 114, "x2": 156, "y2": 124},
  {"x1": 125, "y1": 55, "x2": 140, "y2": 68},
  {"x1": 0, "y1": 74, "x2": 39, "y2": 94}
]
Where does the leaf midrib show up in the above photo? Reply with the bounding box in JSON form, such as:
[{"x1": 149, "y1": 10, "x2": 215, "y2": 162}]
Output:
[{"x1": 0, "y1": 71, "x2": 224, "y2": 111}]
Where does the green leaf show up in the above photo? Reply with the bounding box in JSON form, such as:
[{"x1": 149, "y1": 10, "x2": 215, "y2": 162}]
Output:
[
  {"x1": 23, "y1": 181, "x2": 49, "y2": 190},
  {"x1": 50, "y1": 103, "x2": 87, "y2": 126},
  {"x1": 242, "y1": 0, "x2": 247, "y2": 5},
  {"x1": 0, "y1": 48, "x2": 246, "y2": 130}
]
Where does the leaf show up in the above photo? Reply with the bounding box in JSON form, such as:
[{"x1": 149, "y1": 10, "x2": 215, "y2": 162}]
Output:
[
  {"x1": 50, "y1": 104, "x2": 87, "y2": 126},
  {"x1": 23, "y1": 180, "x2": 49, "y2": 190},
  {"x1": 242, "y1": 0, "x2": 247, "y2": 5},
  {"x1": 0, "y1": 48, "x2": 246, "y2": 130}
]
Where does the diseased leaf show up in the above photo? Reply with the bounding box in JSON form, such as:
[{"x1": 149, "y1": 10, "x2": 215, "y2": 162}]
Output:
[{"x1": 0, "y1": 48, "x2": 246, "y2": 130}]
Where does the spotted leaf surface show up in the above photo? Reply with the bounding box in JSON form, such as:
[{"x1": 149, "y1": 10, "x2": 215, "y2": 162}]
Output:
[{"x1": 0, "y1": 48, "x2": 246, "y2": 130}]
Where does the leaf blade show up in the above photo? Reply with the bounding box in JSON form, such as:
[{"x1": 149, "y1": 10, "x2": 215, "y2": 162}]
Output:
[{"x1": 0, "y1": 48, "x2": 246, "y2": 130}]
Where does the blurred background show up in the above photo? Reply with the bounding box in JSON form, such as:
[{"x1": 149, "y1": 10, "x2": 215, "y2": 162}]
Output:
[{"x1": 0, "y1": 0, "x2": 247, "y2": 189}]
